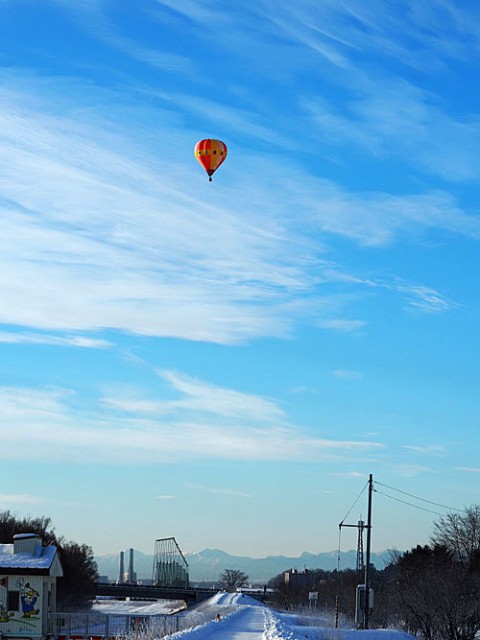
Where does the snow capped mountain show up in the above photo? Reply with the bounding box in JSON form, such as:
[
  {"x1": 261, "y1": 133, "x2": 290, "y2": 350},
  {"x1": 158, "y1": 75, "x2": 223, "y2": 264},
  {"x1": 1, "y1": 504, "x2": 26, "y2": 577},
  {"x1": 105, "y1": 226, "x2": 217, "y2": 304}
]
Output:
[{"x1": 94, "y1": 548, "x2": 393, "y2": 583}]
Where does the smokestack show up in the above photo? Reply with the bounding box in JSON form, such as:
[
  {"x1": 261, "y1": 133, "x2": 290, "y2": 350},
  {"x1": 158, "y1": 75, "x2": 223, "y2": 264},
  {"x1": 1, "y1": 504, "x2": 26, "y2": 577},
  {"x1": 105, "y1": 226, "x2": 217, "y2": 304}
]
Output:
[
  {"x1": 128, "y1": 548, "x2": 134, "y2": 583},
  {"x1": 118, "y1": 551, "x2": 125, "y2": 584}
]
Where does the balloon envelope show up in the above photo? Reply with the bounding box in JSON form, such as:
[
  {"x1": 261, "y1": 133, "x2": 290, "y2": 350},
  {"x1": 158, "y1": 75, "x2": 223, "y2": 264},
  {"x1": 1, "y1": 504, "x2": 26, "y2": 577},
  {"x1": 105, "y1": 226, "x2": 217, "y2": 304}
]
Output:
[{"x1": 194, "y1": 139, "x2": 227, "y2": 181}]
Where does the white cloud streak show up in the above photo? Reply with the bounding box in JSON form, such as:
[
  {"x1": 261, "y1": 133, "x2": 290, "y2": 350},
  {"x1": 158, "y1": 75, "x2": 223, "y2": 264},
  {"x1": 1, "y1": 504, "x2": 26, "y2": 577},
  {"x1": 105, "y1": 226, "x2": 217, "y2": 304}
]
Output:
[
  {"x1": 0, "y1": 0, "x2": 474, "y2": 348},
  {"x1": 390, "y1": 464, "x2": 434, "y2": 477},
  {"x1": 0, "y1": 493, "x2": 44, "y2": 506},
  {"x1": 0, "y1": 374, "x2": 384, "y2": 464},
  {"x1": 403, "y1": 445, "x2": 446, "y2": 456},
  {"x1": 332, "y1": 369, "x2": 361, "y2": 379},
  {"x1": 303, "y1": 83, "x2": 480, "y2": 184},
  {"x1": 0, "y1": 331, "x2": 111, "y2": 348},
  {"x1": 186, "y1": 484, "x2": 252, "y2": 499}
]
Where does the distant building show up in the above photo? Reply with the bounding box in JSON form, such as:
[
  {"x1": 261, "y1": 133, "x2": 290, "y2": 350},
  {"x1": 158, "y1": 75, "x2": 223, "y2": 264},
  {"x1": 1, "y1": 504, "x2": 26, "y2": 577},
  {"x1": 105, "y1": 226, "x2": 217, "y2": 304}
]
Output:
[
  {"x1": 117, "y1": 549, "x2": 137, "y2": 584},
  {"x1": 127, "y1": 548, "x2": 136, "y2": 584},
  {"x1": 284, "y1": 568, "x2": 314, "y2": 590},
  {"x1": 0, "y1": 533, "x2": 63, "y2": 639}
]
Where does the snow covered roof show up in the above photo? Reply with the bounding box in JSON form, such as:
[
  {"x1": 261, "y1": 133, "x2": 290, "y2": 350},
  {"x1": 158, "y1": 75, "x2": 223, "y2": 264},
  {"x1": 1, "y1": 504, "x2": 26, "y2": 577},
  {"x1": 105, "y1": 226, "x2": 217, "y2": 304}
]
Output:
[{"x1": 0, "y1": 543, "x2": 62, "y2": 576}]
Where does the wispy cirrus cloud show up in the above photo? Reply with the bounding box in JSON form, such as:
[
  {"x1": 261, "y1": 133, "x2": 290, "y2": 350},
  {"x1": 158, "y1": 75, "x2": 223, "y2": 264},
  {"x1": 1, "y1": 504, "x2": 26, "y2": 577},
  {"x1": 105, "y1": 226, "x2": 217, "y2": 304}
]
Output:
[
  {"x1": 390, "y1": 464, "x2": 434, "y2": 477},
  {"x1": 318, "y1": 319, "x2": 366, "y2": 332},
  {"x1": 396, "y1": 284, "x2": 455, "y2": 314},
  {"x1": 153, "y1": 0, "x2": 229, "y2": 26},
  {"x1": 0, "y1": 493, "x2": 45, "y2": 506},
  {"x1": 333, "y1": 471, "x2": 364, "y2": 478},
  {"x1": 0, "y1": 68, "x2": 468, "y2": 350},
  {"x1": 152, "y1": 1, "x2": 469, "y2": 75},
  {"x1": 0, "y1": 79, "x2": 315, "y2": 343},
  {"x1": 303, "y1": 79, "x2": 480, "y2": 184},
  {"x1": 186, "y1": 484, "x2": 252, "y2": 499},
  {"x1": 258, "y1": 1, "x2": 480, "y2": 73},
  {"x1": 0, "y1": 373, "x2": 385, "y2": 465},
  {"x1": 321, "y1": 269, "x2": 455, "y2": 314},
  {"x1": 47, "y1": 0, "x2": 480, "y2": 192},
  {"x1": 102, "y1": 371, "x2": 284, "y2": 423},
  {"x1": 403, "y1": 445, "x2": 446, "y2": 456},
  {"x1": 156, "y1": 370, "x2": 285, "y2": 422},
  {"x1": 304, "y1": 182, "x2": 480, "y2": 245},
  {"x1": 332, "y1": 369, "x2": 361, "y2": 379},
  {"x1": 0, "y1": 330, "x2": 111, "y2": 348}
]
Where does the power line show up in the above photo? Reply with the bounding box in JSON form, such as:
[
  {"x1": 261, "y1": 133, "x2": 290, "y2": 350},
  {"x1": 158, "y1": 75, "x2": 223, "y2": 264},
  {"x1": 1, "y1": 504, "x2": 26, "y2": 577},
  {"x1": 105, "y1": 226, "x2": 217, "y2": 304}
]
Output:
[
  {"x1": 339, "y1": 479, "x2": 369, "y2": 527},
  {"x1": 375, "y1": 480, "x2": 461, "y2": 513},
  {"x1": 374, "y1": 488, "x2": 446, "y2": 516},
  {"x1": 338, "y1": 480, "x2": 369, "y2": 572}
]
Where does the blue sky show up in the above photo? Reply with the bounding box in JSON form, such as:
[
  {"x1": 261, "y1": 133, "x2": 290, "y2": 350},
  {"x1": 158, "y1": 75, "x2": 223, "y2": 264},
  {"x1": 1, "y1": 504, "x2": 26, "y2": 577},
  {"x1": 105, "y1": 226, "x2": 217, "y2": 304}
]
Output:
[{"x1": 0, "y1": 0, "x2": 479, "y2": 561}]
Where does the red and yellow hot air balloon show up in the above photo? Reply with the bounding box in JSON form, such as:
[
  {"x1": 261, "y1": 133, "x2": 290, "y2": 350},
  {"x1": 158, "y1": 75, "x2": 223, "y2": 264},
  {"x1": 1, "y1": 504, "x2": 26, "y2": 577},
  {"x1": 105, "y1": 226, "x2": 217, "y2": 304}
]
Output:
[{"x1": 194, "y1": 139, "x2": 227, "y2": 182}]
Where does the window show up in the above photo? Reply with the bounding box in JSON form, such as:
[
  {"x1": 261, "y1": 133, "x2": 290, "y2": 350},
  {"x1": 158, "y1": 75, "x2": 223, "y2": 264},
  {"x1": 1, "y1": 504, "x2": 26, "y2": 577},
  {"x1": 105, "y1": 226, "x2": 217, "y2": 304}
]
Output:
[{"x1": 8, "y1": 590, "x2": 19, "y2": 611}]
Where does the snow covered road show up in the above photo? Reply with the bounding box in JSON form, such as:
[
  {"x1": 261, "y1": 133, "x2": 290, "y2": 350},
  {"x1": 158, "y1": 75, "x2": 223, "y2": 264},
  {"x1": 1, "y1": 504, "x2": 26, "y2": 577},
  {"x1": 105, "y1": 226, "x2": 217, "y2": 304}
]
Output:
[
  {"x1": 169, "y1": 592, "x2": 418, "y2": 640},
  {"x1": 172, "y1": 592, "x2": 268, "y2": 640},
  {"x1": 193, "y1": 606, "x2": 266, "y2": 640}
]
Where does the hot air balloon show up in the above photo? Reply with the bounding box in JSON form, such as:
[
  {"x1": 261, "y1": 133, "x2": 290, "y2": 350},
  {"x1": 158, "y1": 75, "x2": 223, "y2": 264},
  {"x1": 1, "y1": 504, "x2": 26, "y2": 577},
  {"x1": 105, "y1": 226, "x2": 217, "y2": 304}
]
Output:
[{"x1": 194, "y1": 139, "x2": 227, "y2": 181}]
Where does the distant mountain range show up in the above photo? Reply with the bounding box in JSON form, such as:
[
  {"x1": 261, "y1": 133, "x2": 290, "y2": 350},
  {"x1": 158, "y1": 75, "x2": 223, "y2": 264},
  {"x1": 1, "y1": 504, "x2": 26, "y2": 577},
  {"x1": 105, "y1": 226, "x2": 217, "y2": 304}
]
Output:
[{"x1": 95, "y1": 547, "x2": 394, "y2": 584}]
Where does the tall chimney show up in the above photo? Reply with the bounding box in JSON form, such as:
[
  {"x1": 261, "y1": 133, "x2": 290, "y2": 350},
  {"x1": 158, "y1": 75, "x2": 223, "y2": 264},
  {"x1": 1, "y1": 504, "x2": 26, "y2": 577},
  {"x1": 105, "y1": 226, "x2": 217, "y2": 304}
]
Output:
[
  {"x1": 128, "y1": 548, "x2": 134, "y2": 583},
  {"x1": 118, "y1": 551, "x2": 125, "y2": 584}
]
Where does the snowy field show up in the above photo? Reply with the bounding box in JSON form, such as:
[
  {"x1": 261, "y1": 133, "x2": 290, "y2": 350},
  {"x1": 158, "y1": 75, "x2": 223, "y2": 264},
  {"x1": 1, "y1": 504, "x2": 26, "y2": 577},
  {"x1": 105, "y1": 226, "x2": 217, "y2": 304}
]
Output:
[
  {"x1": 92, "y1": 597, "x2": 186, "y2": 615},
  {"x1": 102, "y1": 592, "x2": 416, "y2": 640}
]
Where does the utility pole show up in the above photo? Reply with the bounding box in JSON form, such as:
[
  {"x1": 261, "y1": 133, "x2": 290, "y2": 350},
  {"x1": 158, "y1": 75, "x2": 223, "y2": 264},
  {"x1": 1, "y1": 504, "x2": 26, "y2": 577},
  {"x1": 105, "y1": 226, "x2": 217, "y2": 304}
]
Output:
[{"x1": 364, "y1": 473, "x2": 373, "y2": 629}]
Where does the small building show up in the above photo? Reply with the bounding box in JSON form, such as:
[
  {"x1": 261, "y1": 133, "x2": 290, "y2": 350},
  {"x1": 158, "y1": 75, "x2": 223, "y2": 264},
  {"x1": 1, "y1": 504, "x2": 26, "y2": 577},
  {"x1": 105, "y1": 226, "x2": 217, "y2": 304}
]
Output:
[
  {"x1": 0, "y1": 533, "x2": 63, "y2": 639},
  {"x1": 284, "y1": 568, "x2": 314, "y2": 590}
]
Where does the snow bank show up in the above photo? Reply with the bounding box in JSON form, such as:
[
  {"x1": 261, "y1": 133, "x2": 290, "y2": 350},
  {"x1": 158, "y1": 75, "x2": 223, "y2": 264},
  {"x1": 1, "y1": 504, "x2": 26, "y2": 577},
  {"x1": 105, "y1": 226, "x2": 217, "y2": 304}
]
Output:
[
  {"x1": 91, "y1": 598, "x2": 185, "y2": 615},
  {"x1": 263, "y1": 609, "x2": 297, "y2": 640},
  {"x1": 207, "y1": 592, "x2": 263, "y2": 607},
  {"x1": 264, "y1": 613, "x2": 416, "y2": 640},
  {"x1": 165, "y1": 608, "x2": 240, "y2": 640}
]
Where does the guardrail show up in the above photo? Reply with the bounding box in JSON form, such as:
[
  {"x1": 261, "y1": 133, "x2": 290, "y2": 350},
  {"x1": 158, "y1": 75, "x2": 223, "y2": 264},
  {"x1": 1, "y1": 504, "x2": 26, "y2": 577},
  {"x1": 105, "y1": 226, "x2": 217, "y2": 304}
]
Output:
[{"x1": 49, "y1": 609, "x2": 220, "y2": 640}]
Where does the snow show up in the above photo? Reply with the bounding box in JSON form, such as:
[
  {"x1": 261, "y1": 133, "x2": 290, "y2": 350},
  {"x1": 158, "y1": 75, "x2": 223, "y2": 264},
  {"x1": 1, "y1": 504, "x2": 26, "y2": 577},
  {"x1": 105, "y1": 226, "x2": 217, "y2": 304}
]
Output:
[
  {"x1": 0, "y1": 543, "x2": 57, "y2": 569},
  {"x1": 92, "y1": 598, "x2": 186, "y2": 615},
  {"x1": 84, "y1": 593, "x2": 415, "y2": 640},
  {"x1": 168, "y1": 593, "x2": 265, "y2": 640},
  {"x1": 160, "y1": 593, "x2": 415, "y2": 640}
]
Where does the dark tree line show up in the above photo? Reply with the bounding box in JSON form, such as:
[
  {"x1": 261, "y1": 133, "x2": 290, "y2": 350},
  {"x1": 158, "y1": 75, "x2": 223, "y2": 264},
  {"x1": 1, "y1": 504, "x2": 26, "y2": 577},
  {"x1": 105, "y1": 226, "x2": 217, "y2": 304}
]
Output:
[
  {"x1": 0, "y1": 511, "x2": 98, "y2": 609},
  {"x1": 268, "y1": 505, "x2": 480, "y2": 640}
]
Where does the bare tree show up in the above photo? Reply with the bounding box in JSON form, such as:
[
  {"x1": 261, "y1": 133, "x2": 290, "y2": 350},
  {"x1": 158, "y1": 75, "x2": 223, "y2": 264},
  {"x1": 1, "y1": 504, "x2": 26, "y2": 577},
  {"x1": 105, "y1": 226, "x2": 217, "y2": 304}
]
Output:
[
  {"x1": 431, "y1": 505, "x2": 480, "y2": 566},
  {"x1": 391, "y1": 544, "x2": 480, "y2": 640},
  {"x1": 218, "y1": 569, "x2": 249, "y2": 592}
]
